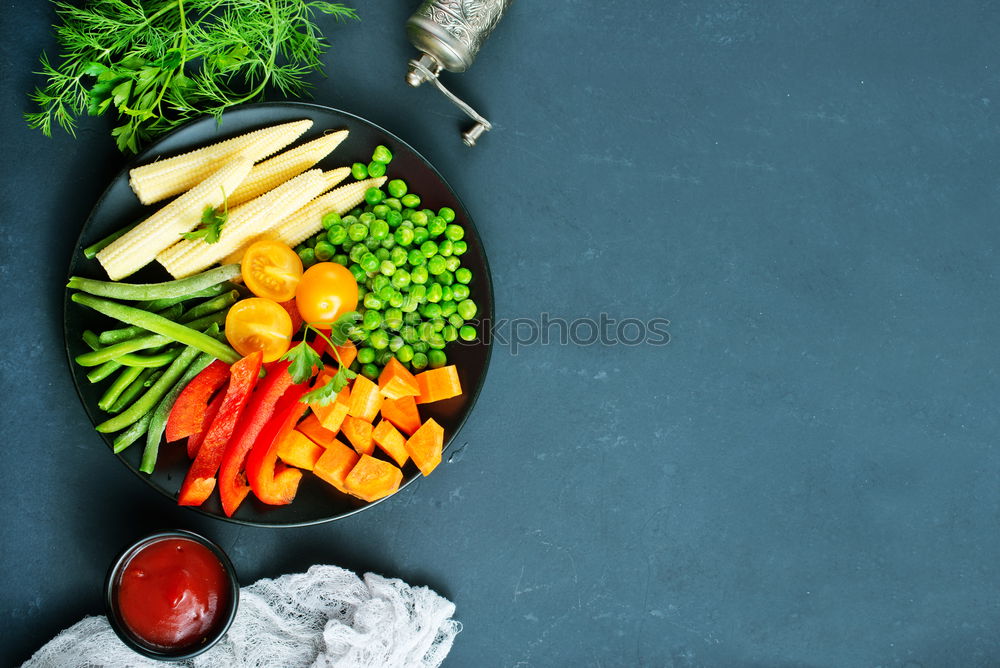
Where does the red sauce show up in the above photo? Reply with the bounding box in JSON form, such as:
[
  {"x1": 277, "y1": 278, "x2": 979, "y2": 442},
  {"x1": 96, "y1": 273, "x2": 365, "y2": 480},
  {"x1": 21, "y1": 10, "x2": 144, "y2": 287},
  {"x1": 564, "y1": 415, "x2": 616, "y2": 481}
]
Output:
[{"x1": 116, "y1": 537, "x2": 230, "y2": 650}]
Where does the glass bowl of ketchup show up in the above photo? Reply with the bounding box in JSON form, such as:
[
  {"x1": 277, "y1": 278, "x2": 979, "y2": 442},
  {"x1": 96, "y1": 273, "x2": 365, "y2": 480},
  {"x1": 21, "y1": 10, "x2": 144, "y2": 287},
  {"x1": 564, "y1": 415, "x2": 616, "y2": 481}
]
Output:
[{"x1": 105, "y1": 530, "x2": 239, "y2": 660}]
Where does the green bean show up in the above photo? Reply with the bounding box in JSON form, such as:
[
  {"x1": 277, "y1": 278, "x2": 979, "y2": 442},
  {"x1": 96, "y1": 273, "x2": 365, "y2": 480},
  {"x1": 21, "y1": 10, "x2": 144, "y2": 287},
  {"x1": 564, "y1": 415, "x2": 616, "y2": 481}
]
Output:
[
  {"x1": 112, "y1": 412, "x2": 153, "y2": 454},
  {"x1": 98, "y1": 366, "x2": 144, "y2": 412},
  {"x1": 136, "y1": 282, "x2": 236, "y2": 311},
  {"x1": 116, "y1": 349, "x2": 181, "y2": 368},
  {"x1": 96, "y1": 344, "x2": 203, "y2": 433},
  {"x1": 75, "y1": 333, "x2": 172, "y2": 367},
  {"x1": 88, "y1": 360, "x2": 122, "y2": 384},
  {"x1": 83, "y1": 220, "x2": 141, "y2": 259},
  {"x1": 140, "y1": 353, "x2": 214, "y2": 473},
  {"x1": 179, "y1": 290, "x2": 240, "y2": 323},
  {"x1": 71, "y1": 294, "x2": 240, "y2": 364},
  {"x1": 67, "y1": 265, "x2": 241, "y2": 302},
  {"x1": 99, "y1": 304, "x2": 184, "y2": 345}
]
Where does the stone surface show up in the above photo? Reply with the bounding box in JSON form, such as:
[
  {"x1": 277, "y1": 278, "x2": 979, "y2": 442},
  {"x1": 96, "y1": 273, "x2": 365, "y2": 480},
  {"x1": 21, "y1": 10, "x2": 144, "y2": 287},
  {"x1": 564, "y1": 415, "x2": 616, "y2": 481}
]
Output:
[{"x1": 2, "y1": 2, "x2": 1000, "y2": 666}]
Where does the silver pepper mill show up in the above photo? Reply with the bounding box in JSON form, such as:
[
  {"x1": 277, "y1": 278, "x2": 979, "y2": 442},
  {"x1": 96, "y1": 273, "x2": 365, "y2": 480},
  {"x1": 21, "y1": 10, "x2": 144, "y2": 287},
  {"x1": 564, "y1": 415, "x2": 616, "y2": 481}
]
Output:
[{"x1": 406, "y1": 0, "x2": 514, "y2": 146}]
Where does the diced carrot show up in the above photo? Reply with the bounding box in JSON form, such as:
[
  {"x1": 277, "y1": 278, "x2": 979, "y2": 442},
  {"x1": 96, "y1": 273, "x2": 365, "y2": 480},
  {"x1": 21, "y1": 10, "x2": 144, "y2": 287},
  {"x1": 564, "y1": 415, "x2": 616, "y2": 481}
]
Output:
[
  {"x1": 380, "y1": 395, "x2": 422, "y2": 436},
  {"x1": 296, "y1": 413, "x2": 336, "y2": 447},
  {"x1": 341, "y1": 415, "x2": 374, "y2": 455},
  {"x1": 414, "y1": 365, "x2": 463, "y2": 404},
  {"x1": 310, "y1": 384, "x2": 351, "y2": 432},
  {"x1": 348, "y1": 375, "x2": 383, "y2": 422},
  {"x1": 343, "y1": 454, "x2": 403, "y2": 502},
  {"x1": 277, "y1": 430, "x2": 325, "y2": 471},
  {"x1": 404, "y1": 418, "x2": 444, "y2": 476},
  {"x1": 378, "y1": 357, "x2": 420, "y2": 400},
  {"x1": 313, "y1": 440, "x2": 360, "y2": 493},
  {"x1": 372, "y1": 419, "x2": 409, "y2": 467}
]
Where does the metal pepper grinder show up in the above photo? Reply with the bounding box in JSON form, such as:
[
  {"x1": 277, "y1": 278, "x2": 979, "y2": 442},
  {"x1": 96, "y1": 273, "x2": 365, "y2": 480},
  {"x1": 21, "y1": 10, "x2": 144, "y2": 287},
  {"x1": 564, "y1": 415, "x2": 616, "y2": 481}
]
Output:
[{"x1": 405, "y1": 0, "x2": 514, "y2": 146}]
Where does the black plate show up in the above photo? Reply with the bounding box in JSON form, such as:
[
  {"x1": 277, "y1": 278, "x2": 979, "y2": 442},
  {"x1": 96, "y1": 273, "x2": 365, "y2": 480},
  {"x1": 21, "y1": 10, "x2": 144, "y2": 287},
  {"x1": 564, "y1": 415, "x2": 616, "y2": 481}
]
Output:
[{"x1": 64, "y1": 102, "x2": 493, "y2": 527}]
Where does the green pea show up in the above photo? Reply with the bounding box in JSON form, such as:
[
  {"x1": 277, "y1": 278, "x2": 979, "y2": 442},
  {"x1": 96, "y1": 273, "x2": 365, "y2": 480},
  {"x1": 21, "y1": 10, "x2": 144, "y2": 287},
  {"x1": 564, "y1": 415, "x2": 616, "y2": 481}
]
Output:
[
  {"x1": 410, "y1": 210, "x2": 428, "y2": 226},
  {"x1": 401, "y1": 193, "x2": 421, "y2": 209},
  {"x1": 350, "y1": 244, "x2": 368, "y2": 263},
  {"x1": 322, "y1": 211, "x2": 342, "y2": 229},
  {"x1": 370, "y1": 329, "x2": 389, "y2": 349},
  {"x1": 387, "y1": 247, "x2": 406, "y2": 266},
  {"x1": 298, "y1": 247, "x2": 316, "y2": 267},
  {"x1": 370, "y1": 219, "x2": 390, "y2": 240},
  {"x1": 430, "y1": 317, "x2": 446, "y2": 332},
  {"x1": 367, "y1": 161, "x2": 386, "y2": 178},
  {"x1": 358, "y1": 285, "x2": 368, "y2": 303},
  {"x1": 384, "y1": 308, "x2": 403, "y2": 330},
  {"x1": 311, "y1": 232, "x2": 325, "y2": 246},
  {"x1": 357, "y1": 347, "x2": 376, "y2": 364},
  {"x1": 455, "y1": 267, "x2": 473, "y2": 284},
  {"x1": 409, "y1": 284, "x2": 427, "y2": 303},
  {"x1": 452, "y1": 240, "x2": 468, "y2": 256},
  {"x1": 438, "y1": 206, "x2": 456, "y2": 223},
  {"x1": 413, "y1": 341, "x2": 429, "y2": 354},
  {"x1": 449, "y1": 313, "x2": 465, "y2": 328},
  {"x1": 451, "y1": 283, "x2": 470, "y2": 301},
  {"x1": 361, "y1": 363, "x2": 379, "y2": 379},
  {"x1": 388, "y1": 291, "x2": 405, "y2": 308},
  {"x1": 325, "y1": 224, "x2": 347, "y2": 245},
  {"x1": 394, "y1": 227, "x2": 414, "y2": 246},
  {"x1": 401, "y1": 208, "x2": 413, "y2": 221},
  {"x1": 370, "y1": 274, "x2": 389, "y2": 291},
  {"x1": 378, "y1": 260, "x2": 396, "y2": 276},
  {"x1": 351, "y1": 162, "x2": 368, "y2": 180},
  {"x1": 421, "y1": 302, "x2": 443, "y2": 319},
  {"x1": 407, "y1": 248, "x2": 425, "y2": 266},
  {"x1": 457, "y1": 299, "x2": 478, "y2": 320},
  {"x1": 375, "y1": 248, "x2": 390, "y2": 262},
  {"x1": 364, "y1": 237, "x2": 381, "y2": 250},
  {"x1": 386, "y1": 211, "x2": 403, "y2": 230},
  {"x1": 387, "y1": 179, "x2": 407, "y2": 198},
  {"x1": 445, "y1": 256, "x2": 461, "y2": 272},
  {"x1": 348, "y1": 222, "x2": 368, "y2": 242},
  {"x1": 444, "y1": 224, "x2": 465, "y2": 241},
  {"x1": 420, "y1": 240, "x2": 438, "y2": 258},
  {"x1": 440, "y1": 300, "x2": 457, "y2": 317},
  {"x1": 459, "y1": 325, "x2": 476, "y2": 341},
  {"x1": 388, "y1": 334, "x2": 405, "y2": 353},
  {"x1": 401, "y1": 294, "x2": 419, "y2": 313},
  {"x1": 442, "y1": 325, "x2": 458, "y2": 342},
  {"x1": 350, "y1": 207, "x2": 363, "y2": 217},
  {"x1": 438, "y1": 269, "x2": 454, "y2": 286},
  {"x1": 440, "y1": 285, "x2": 454, "y2": 302},
  {"x1": 381, "y1": 236, "x2": 396, "y2": 250},
  {"x1": 418, "y1": 322, "x2": 435, "y2": 341},
  {"x1": 426, "y1": 283, "x2": 443, "y2": 303},
  {"x1": 349, "y1": 263, "x2": 366, "y2": 282},
  {"x1": 428, "y1": 217, "x2": 447, "y2": 237},
  {"x1": 362, "y1": 310, "x2": 382, "y2": 330},
  {"x1": 412, "y1": 227, "x2": 430, "y2": 245},
  {"x1": 372, "y1": 145, "x2": 393, "y2": 164},
  {"x1": 427, "y1": 333, "x2": 446, "y2": 350},
  {"x1": 332, "y1": 253, "x2": 349, "y2": 266},
  {"x1": 437, "y1": 239, "x2": 454, "y2": 256},
  {"x1": 400, "y1": 325, "x2": 419, "y2": 344},
  {"x1": 427, "y1": 255, "x2": 447, "y2": 275},
  {"x1": 363, "y1": 292, "x2": 383, "y2": 310},
  {"x1": 396, "y1": 344, "x2": 414, "y2": 363},
  {"x1": 372, "y1": 204, "x2": 389, "y2": 218},
  {"x1": 384, "y1": 197, "x2": 402, "y2": 212},
  {"x1": 391, "y1": 269, "x2": 411, "y2": 289},
  {"x1": 314, "y1": 240, "x2": 335, "y2": 261},
  {"x1": 428, "y1": 349, "x2": 447, "y2": 368},
  {"x1": 357, "y1": 212, "x2": 373, "y2": 225},
  {"x1": 360, "y1": 253, "x2": 379, "y2": 273},
  {"x1": 410, "y1": 265, "x2": 429, "y2": 285},
  {"x1": 365, "y1": 187, "x2": 384, "y2": 205}
]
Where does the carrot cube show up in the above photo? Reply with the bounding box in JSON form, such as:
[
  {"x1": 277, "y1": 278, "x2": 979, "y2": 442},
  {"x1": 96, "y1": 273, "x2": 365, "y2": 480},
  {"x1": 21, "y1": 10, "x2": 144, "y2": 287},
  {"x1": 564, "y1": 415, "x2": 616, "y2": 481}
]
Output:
[
  {"x1": 372, "y1": 419, "x2": 409, "y2": 467},
  {"x1": 277, "y1": 430, "x2": 325, "y2": 471},
  {"x1": 313, "y1": 440, "x2": 360, "y2": 493},
  {"x1": 310, "y1": 385, "x2": 351, "y2": 433},
  {"x1": 378, "y1": 357, "x2": 420, "y2": 400},
  {"x1": 380, "y1": 395, "x2": 422, "y2": 436},
  {"x1": 404, "y1": 418, "x2": 444, "y2": 476},
  {"x1": 343, "y1": 454, "x2": 403, "y2": 502},
  {"x1": 296, "y1": 413, "x2": 336, "y2": 447},
  {"x1": 414, "y1": 365, "x2": 462, "y2": 404},
  {"x1": 341, "y1": 415, "x2": 374, "y2": 455},
  {"x1": 348, "y1": 375, "x2": 383, "y2": 422}
]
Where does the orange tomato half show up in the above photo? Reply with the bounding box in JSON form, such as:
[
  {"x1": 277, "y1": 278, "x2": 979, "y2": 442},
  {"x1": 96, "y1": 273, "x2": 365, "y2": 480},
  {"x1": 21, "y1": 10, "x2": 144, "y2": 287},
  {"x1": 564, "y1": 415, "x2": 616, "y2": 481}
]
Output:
[
  {"x1": 225, "y1": 298, "x2": 294, "y2": 363},
  {"x1": 241, "y1": 240, "x2": 303, "y2": 302},
  {"x1": 295, "y1": 262, "x2": 359, "y2": 329}
]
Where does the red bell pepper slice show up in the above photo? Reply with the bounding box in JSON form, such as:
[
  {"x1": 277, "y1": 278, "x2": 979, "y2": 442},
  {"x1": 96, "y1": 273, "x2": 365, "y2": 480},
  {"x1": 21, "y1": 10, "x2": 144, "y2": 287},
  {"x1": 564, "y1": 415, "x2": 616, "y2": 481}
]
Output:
[
  {"x1": 177, "y1": 351, "x2": 262, "y2": 506},
  {"x1": 217, "y1": 361, "x2": 296, "y2": 517},
  {"x1": 165, "y1": 360, "x2": 230, "y2": 442},
  {"x1": 245, "y1": 384, "x2": 310, "y2": 505},
  {"x1": 187, "y1": 385, "x2": 226, "y2": 459}
]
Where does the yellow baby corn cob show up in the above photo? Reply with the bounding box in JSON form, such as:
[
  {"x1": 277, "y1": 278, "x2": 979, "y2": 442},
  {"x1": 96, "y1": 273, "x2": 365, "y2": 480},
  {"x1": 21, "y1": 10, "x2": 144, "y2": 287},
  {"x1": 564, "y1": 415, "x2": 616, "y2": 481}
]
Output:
[
  {"x1": 157, "y1": 170, "x2": 330, "y2": 278},
  {"x1": 220, "y1": 167, "x2": 353, "y2": 265},
  {"x1": 270, "y1": 177, "x2": 387, "y2": 249},
  {"x1": 128, "y1": 119, "x2": 313, "y2": 205},
  {"x1": 97, "y1": 156, "x2": 255, "y2": 281},
  {"x1": 226, "y1": 130, "x2": 349, "y2": 207}
]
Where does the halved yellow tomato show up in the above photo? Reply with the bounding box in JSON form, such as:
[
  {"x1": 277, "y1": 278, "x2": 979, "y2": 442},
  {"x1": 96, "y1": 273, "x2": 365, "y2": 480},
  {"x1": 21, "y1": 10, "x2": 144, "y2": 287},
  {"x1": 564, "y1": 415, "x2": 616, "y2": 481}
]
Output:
[
  {"x1": 225, "y1": 298, "x2": 294, "y2": 362},
  {"x1": 241, "y1": 240, "x2": 303, "y2": 302},
  {"x1": 295, "y1": 262, "x2": 358, "y2": 329}
]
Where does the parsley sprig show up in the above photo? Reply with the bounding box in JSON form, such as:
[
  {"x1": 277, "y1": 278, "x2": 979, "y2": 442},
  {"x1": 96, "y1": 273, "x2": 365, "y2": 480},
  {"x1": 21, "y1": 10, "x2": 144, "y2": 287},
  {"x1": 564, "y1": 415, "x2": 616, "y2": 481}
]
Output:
[
  {"x1": 182, "y1": 199, "x2": 228, "y2": 244},
  {"x1": 281, "y1": 311, "x2": 360, "y2": 405},
  {"x1": 25, "y1": 0, "x2": 359, "y2": 153}
]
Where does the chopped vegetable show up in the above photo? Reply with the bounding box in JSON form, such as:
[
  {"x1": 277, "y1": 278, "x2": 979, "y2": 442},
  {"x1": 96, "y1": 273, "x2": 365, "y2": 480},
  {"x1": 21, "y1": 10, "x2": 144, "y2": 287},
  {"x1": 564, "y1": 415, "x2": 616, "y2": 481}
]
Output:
[
  {"x1": 177, "y1": 351, "x2": 262, "y2": 506},
  {"x1": 312, "y1": 440, "x2": 360, "y2": 493},
  {"x1": 245, "y1": 385, "x2": 309, "y2": 505},
  {"x1": 276, "y1": 430, "x2": 325, "y2": 471},
  {"x1": 296, "y1": 413, "x2": 336, "y2": 447},
  {"x1": 188, "y1": 388, "x2": 226, "y2": 459},
  {"x1": 380, "y1": 395, "x2": 422, "y2": 436},
  {"x1": 97, "y1": 157, "x2": 254, "y2": 280},
  {"x1": 377, "y1": 357, "x2": 419, "y2": 400},
  {"x1": 165, "y1": 360, "x2": 230, "y2": 442},
  {"x1": 141, "y1": 353, "x2": 215, "y2": 473},
  {"x1": 311, "y1": 384, "x2": 351, "y2": 433},
  {"x1": 414, "y1": 365, "x2": 463, "y2": 404},
  {"x1": 372, "y1": 419, "x2": 409, "y2": 467},
  {"x1": 347, "y1": 375, "x2": 382, "y2": 422},
  {"x1": 341, "y1": 416, "x2": 374, "y2": 455},
  {"x1": 343, "y1": 454, "x2": 402, "y2": 502},
  {"x1": 404, "y1": 418, "x2": 444, "y2": 476},
  {"x1": 67, "y1": 265, "x2": 242, "y2": 302}
]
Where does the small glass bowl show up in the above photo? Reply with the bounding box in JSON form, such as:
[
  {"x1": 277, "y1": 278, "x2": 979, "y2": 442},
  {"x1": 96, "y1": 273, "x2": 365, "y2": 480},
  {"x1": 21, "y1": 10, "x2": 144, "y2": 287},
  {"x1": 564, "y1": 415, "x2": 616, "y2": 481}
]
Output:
[{"x1": 104, "y1": 529, "x2": 239, "y2": 661}]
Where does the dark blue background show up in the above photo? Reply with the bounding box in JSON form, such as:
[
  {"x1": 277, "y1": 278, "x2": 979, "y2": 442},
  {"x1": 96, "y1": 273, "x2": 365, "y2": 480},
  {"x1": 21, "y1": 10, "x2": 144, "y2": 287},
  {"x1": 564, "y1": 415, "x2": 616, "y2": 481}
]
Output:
[{"x1": 3, "y1": 2, "x2": 999, "y2": 666}]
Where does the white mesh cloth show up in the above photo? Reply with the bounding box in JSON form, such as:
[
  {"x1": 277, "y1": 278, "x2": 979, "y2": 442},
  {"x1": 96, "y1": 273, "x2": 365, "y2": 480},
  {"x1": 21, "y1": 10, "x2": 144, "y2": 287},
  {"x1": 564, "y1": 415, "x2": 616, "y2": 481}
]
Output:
[{"x1": 22, "y1": 565, "x2": 461, "y2": 668}]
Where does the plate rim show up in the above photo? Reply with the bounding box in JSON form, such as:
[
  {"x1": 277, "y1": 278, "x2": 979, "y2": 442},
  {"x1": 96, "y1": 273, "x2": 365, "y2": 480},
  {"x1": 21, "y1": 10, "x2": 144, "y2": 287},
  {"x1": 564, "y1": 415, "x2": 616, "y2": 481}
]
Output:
[{"x1": 63, "y1": 100, "x2": 495, "y2": 528}]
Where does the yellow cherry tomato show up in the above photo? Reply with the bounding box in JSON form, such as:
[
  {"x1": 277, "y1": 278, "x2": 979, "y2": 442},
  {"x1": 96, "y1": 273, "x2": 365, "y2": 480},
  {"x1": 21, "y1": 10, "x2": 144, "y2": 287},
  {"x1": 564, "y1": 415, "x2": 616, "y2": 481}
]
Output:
[
  {"x1": 294, "y1": 262, "x2": 358, "y2": 329},
  {"x1": 240, "y1": 239, "x2": 303, "y2": 302},
  {"x1": 225, "y1": 298, "x2": 293, "y2": 363}
]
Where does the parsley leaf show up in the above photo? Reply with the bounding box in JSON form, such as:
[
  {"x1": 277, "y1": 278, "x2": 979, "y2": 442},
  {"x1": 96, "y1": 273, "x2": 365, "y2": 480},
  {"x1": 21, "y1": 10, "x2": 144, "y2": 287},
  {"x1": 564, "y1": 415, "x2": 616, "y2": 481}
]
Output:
[
  {"x1": 182, "y1": 204, "x2": 228, "y2": 244},
  {"x1": 301, "y1": 367, "x2": 357, "y2": 406},
  {"x1": 280, "y1": 340, "x2": 322, "y2": 385}
]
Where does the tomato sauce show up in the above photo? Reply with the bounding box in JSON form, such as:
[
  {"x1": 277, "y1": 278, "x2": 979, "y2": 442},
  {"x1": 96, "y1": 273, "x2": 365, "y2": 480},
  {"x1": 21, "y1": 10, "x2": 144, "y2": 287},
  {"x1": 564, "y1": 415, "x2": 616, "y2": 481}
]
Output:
[{"x1": 115, "y1": 537, "x2": 230, "y2": 650}]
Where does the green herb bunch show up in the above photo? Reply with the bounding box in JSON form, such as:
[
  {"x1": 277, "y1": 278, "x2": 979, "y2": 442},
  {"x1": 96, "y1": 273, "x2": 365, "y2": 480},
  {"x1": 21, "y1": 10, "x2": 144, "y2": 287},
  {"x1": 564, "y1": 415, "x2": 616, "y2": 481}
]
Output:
[{"x1": 25, "y1": 0, "x2": 358, "y2": 153}]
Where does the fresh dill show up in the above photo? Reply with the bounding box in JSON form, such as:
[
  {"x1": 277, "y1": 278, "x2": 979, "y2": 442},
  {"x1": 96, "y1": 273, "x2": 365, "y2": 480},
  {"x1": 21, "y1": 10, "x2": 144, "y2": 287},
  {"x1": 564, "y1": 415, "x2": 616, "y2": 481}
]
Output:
[{"x1": 25, "y1": 0, "x2": 359, "y2": 153}]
